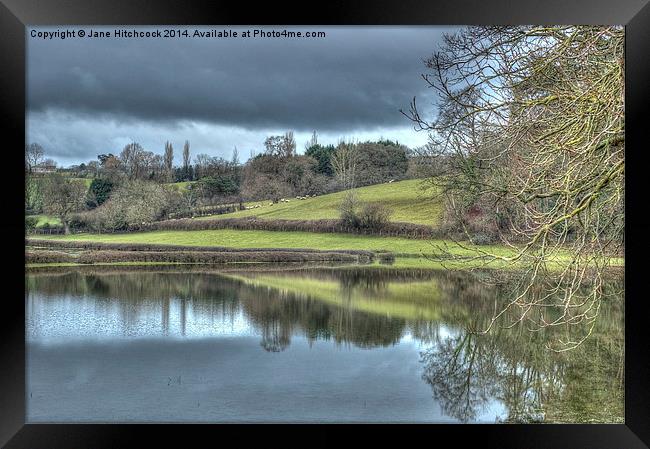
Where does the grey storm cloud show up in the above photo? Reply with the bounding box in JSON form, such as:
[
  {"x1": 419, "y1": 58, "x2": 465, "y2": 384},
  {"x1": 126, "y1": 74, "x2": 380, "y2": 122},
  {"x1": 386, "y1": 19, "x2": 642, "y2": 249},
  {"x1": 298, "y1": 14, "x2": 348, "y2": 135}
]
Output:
[
  {"x1": 27, "y1": 26, "x2": 460, "y2": 164},
  {"x1": 28, "y1": 26, "x2": 456, "y2": 130}
]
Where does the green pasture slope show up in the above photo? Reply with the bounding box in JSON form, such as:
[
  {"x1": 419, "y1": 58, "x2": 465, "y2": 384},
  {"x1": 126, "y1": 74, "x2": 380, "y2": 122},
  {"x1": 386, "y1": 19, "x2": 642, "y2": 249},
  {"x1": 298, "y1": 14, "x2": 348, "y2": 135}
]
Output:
[
  {"x1": 200, "y1": 179, "x2": 443, "y2": 226},
  {"x1": 70, "y1": 177, "x2": 93, "y2": 188},
  {"x1": 28, "y1": 214, "x2": 62, "y2": 228},
  {"x1": 166, "y1": 181, "x2": 196, "y2": 191}
]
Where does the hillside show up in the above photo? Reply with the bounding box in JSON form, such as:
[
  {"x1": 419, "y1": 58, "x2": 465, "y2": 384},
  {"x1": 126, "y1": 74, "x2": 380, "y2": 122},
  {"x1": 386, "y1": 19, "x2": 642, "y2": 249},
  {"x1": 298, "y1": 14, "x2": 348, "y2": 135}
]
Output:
[
  {"x1": 200, "y1": 179, "x2": 443, "y2": 226},
  {"x1": 166, "y1": 181, "x2": 196, "y2": 191},
  {"x1": 70, "y1": 177, "x2": 93, "y2": 188},
  {"x1": 29, "y1": 214, "x2": 61, "y2": 228}
]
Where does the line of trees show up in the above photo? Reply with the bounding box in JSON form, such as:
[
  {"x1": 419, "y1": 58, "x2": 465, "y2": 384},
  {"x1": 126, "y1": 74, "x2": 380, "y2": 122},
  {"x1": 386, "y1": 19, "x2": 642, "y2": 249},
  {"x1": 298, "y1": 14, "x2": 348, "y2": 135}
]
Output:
[{"x1": 25, "y1": 133, "x2": 415, "y2": 234}]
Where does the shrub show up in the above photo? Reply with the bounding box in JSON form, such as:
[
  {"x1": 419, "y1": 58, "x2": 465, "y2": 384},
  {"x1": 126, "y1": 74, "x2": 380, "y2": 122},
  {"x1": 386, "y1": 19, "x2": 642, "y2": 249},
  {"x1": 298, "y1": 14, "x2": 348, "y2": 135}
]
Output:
[
  {"x1": 168, "y1": 203, "x2": 238, "y2": 220},
  {"x1": 470, "y1": 232, "x2": 497, "y2": 245},
  {"x1": 25, "y1": 177, "x2": 43, "y2": 214},
  {"x1": 196, "y1": 176, "x2": 239, "y2": 198},
  {"x1": 241, "y1": 173, "x2": 293, "y2": 203},
  {"x1": 339, "y1": 191, "x2": 361, "y2": 228},
  {"x1": 87, "y1": 178, "x2": 114, "y2": 208},
  {"x1": 41, "y1": 173, "x2": 88, "y2": 234},
  {"x1": 25, "y1": 250, "x2": 75, "y2": 264},
  {"x1": 67, "y1": 213, "x2": 90, "y2": 232},
  {"x1": 358, "y1": 203, "x2": 392, "y2": 231},
  {"x1": 339, "y1": 192, "x2": 392, "y2": 231},
  {"x1": 439, "y1": 197, "x2": 505, "y2": 243},
  {"x1": 84, "y1": 180, "x2": 179, "y2": 232},
  {"x1": 25, "y1": 216, "x2": 38, "y2": 232},
  {"x1": 376, "y1": 251, "x2": 396, "y2": 265}
]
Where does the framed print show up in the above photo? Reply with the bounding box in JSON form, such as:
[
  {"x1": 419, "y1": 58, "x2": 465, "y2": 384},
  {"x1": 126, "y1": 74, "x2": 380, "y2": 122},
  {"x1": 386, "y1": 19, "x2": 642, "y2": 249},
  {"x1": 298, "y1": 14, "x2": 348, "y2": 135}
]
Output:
[{"x1": 2, "y1": 0, "x2": 649, "y2": 447}]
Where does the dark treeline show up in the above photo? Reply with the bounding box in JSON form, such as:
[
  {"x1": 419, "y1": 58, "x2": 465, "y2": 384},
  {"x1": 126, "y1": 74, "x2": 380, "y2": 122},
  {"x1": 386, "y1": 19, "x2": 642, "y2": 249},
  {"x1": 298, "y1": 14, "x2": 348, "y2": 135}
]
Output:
[{"x1": 25, "y1": 132, "x2": 421, "y2": 234}]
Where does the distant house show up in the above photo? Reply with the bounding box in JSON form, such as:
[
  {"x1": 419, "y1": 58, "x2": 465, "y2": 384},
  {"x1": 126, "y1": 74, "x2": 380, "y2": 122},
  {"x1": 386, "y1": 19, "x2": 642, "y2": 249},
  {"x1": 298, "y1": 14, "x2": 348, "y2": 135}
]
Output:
[{"x1": 32, "y1": 163, "x2": 57, "y2": 174}]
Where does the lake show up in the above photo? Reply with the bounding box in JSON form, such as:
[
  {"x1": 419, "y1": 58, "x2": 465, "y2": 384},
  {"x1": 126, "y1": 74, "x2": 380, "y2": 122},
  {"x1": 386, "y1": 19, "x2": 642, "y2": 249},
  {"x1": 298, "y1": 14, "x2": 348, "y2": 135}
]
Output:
[{"x1": 25, "y1": 266, "x2": 624, "y2": 423}]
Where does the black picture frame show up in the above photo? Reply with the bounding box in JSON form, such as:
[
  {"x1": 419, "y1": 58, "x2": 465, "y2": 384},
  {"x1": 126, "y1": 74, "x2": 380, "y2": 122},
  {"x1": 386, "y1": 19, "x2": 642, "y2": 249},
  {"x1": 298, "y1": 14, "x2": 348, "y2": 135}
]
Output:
[{"x1": 2, "y1": 1, "x2": 649, "y2": 447}]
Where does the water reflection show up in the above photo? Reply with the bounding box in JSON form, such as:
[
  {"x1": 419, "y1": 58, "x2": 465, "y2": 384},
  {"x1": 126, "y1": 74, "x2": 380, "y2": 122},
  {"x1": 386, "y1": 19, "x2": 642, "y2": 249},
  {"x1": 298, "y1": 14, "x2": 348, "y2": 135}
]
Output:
[{"x1": 26, "y1": 267, "x2": 624, "y2": 423}]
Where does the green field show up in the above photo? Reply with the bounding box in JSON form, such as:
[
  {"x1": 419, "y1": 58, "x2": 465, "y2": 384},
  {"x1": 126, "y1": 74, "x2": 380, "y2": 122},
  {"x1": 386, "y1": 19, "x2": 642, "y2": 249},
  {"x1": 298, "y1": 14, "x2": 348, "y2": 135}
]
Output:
[
  {"x1": 28, "y1": 214, "x2": 62, "y2": 228},
  {"x1": 166, "y1": 181, "x2": 196, "y2": 191},
  {"x1": 28, "y1": 231, "x2": 506, "y2": 270},
  {"x1": 36, "y1": 229, "x2": 487, "y2": 255},
  {"x1": 200, "y1": 179, "x2": 442, "y2": 226},
  {"x1": 70, "y1": 177, "x2": 93, "y2": 188},
  {"x1": 34, "y1": 228, "x2": 624, "y2": 269}
]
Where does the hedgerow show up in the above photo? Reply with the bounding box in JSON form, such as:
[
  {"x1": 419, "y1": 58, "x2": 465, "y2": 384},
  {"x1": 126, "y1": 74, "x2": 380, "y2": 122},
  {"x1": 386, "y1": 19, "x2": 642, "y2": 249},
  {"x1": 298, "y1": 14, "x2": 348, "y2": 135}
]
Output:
[
  {"x1": 25, "y1": 247, "x2": 374, "y2": 264},
  {"x1": 26, "y1": 239, "x2": 375, "y2": 258},
  {"x1": 128, "y1": 217, "x2": 439, "y2": 239}
]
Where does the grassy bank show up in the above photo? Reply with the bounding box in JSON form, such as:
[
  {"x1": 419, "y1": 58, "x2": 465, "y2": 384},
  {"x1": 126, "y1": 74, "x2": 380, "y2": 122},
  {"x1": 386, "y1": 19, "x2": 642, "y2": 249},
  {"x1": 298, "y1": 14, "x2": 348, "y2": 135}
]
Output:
[
  {"x1": 26, "y1": 248, "x2": 370, "y2": 265},
  {"x1": 31, "y1": 229, "x2": 625, "y2": 270},
  {"x1": 70, "y1": 177, "x2": 93, "y2": 188},
  {"x1": 28, "y1": 214, "x2": 62, "y2": 228},
  {"x1": 34, "y1": 229, "x2": 507, "y2": 257},
  {"x1": 166, "y1": 180, "x2": 196, "y2": 191},
  {"x1": 199, "y1": 179, "x2": 442, "y2": 226}
]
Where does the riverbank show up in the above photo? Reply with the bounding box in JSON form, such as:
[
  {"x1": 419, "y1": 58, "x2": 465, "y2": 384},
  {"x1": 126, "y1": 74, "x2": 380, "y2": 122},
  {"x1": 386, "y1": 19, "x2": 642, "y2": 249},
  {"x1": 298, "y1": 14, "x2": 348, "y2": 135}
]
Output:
[
  {"x1": 26, "y1": 239, "x2": 375, "y2": 266},
  {"x1": 26, "y1": 231, "x2": 624, "y2": 270}
]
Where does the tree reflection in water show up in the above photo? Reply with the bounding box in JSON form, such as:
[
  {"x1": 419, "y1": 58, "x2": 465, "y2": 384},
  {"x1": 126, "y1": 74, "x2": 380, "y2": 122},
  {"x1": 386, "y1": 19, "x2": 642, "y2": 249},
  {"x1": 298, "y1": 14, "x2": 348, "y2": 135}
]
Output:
[
  {"x1": 421, "y1": 332, "x2": 501, "y2": 423},
  {"x1": 26, "y1": 266, "x2": 623, "y2": 422},
  {"x1": 420, "y1": 306, "x2": 623, "y2": 423}
]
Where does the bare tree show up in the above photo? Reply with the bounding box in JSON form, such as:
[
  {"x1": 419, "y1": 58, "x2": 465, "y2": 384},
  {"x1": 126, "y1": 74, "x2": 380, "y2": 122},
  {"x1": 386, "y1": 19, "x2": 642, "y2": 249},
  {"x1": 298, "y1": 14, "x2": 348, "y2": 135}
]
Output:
[
  {"x1": 97, "y1": 153, "x2": 122, "y2": 182},
  {"x1": 194, "y1": 153, "x2": 212, "y2": 179},
  {"x1": 181, "y1": 186, "x2": 199, "y2": 212},
  {"x1": 402, "y1": 26, "x2": 624, "y2": 351},
  {"x1": 305, "y1": 130, "x2": 318, "y2": 149},
  {"x1": 119, "y1": 142, "x2": 146, "y2": 180},
  {"x1": 264, "y1": 132, "x2": 296, "y2": 158},
  {"x1": 41, "y1": 174, "x2": 87, "y2": 234},
  {"x1": 231, "y1": 147, "x2": 239, "y2": 166},
  {"x1": 182, "y1": 140, "x2": 191, "y2": 170},
  {"x1": 164, "y1": 141, "x2": 174, "y2": 180},
  {"x1": 331, "y1": 141, "x2": 359, "y2": 190},
  {"x1": 283, "y1": 131, "x2": 296, "y2": 157},
  {"x1": 25, "y1": 143, "x2": 44, "y2": 173},
  {"x1": 119, "y1": 142, "x2": 166, "y2": 181},
  {"x1": 92, "y1": 179, "x2": 174, "y2": 231},
  {"x1": 87, "y1": 160, "x2": 99, "y2": 177},
  {"x1": 264, "y1": 136, "x2": 283, "y2": 157}
]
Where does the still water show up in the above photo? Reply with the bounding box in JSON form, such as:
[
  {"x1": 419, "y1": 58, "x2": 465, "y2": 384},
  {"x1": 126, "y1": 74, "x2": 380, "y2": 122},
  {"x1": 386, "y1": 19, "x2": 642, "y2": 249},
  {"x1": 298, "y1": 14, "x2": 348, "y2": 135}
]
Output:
[{"x1": 26, "y1": 266, "x2": 624, "y2": 423}]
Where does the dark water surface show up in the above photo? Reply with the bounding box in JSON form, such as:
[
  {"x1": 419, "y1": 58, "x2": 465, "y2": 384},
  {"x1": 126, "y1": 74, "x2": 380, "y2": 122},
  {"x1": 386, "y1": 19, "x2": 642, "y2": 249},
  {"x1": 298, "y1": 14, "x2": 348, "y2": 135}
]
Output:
[{"x1": 26, "y1": 267, "x2": 624, "y2": 423}]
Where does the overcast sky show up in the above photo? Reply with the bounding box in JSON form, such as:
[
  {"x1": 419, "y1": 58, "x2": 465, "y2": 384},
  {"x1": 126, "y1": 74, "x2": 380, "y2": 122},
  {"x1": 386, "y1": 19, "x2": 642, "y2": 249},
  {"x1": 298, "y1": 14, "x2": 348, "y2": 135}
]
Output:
[{"x1": 27, "y1": 26, "x2": 459, "y2": 166}]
